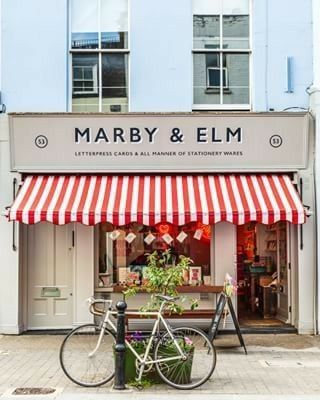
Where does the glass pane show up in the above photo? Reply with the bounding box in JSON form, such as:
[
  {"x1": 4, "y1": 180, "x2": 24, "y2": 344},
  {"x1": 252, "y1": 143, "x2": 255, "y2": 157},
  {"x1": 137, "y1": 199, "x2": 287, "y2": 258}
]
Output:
[
  {"x1": 101, "y1": 0, "x2": 128, "y2": 49},
  {"x1": 223, "y1": 15, "x2": 249, "y2": 49},
  {"x1": 71, "y1": 0, "x2": 99, "y2": 49},
  {"x1": 102, "y1": 54, "x2": 128, "y2": 112},
  {"x1": 193, "y1": 53, "x2": 221, "y2": 105},
  {"x1": 207, "y1": 68, "x2": 220, "y2": 87},
  {"x1": 222, "y1": 53, "x2": 249, "y2": 104},
  {"x1": 98, "y1": 223, "x2": 211, "y2": 287},
  {"x1": 193, "y1": 0, "x2": 221, "y2": 15},
  {"x1": 193, "y1": 15, "x2": 220, "y2": 49},
  {"x1": 222, "y1": 0, "x2": 249, "y2": 15},
  {"x1": 72, "y1": 53, "x2": 99, "y2": 112}
]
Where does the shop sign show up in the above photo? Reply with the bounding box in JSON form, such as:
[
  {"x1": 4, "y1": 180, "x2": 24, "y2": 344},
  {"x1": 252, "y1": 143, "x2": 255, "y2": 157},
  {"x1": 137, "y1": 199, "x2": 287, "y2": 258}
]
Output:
[{"x1": 9, "y1": 113, "x2": 309, "y2": 172}]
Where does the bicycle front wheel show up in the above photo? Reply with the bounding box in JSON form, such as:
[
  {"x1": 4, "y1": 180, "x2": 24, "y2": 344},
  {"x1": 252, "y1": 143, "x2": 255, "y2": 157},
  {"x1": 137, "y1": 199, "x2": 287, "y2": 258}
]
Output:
[
  {"x1": 59, "y1": 323, "x2": 115, "y2": 387},
  {"x1": 154, "y1": 326, "x2": 216, "y2": 390}
]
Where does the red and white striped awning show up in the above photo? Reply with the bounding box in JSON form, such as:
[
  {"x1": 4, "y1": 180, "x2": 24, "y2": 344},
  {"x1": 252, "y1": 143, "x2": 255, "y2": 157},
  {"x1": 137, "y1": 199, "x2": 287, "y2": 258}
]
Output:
[{"x1": 8, "y1": 174, "x2": 305, "y2": 225}]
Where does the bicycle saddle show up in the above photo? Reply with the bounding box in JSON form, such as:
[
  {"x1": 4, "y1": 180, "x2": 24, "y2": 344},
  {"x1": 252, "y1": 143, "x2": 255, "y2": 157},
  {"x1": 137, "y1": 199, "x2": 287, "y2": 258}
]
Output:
[{"x1": 155, "y1": 294, "x2": 179, "y2": 302}]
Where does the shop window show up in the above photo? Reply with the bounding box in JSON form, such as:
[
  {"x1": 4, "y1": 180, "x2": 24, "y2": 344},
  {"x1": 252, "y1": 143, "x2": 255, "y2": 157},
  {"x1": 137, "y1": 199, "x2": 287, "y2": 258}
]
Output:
[
  {"x1": 97, "y1": 222, "x2": 212, "y2": 290},
  {"x1": 70, "y1": 0, "x2": 129, "y2": 112},
  {"x1": 193, "y1": 0, "x2": 250, "y2": 109}
]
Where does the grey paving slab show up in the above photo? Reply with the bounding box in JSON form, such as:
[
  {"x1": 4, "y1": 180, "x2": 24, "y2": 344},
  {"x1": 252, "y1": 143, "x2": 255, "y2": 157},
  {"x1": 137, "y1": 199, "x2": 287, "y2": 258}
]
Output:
[{"x1": 0, "y1": 334, "x2": 320, "y2": 397}]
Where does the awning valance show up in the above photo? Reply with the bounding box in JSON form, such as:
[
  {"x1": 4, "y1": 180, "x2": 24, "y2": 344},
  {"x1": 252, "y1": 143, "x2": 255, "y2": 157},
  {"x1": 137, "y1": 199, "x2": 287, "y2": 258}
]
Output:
[{"x1": 8, "y1": 174, "x2": 305, "y2": 226}]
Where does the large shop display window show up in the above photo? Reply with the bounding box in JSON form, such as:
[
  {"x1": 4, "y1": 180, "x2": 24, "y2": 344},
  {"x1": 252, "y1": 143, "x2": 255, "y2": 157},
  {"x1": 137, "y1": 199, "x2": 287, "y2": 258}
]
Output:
[
  {"x1": 236, "y1": 222, "x2": 290, "y2": 325},
  {"x1": 97, "y1": 222, "x2": 212, "y2": 290}
]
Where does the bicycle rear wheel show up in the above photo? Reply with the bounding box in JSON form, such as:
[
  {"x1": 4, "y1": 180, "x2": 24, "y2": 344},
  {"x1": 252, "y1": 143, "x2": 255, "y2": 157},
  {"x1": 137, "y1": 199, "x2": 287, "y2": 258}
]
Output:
[
  {"x1": 59, "y1": 323, "x2": 115, "y2": 387},
  {"x1": 154, "y1": 326, "x2": 216, "y2": 389}
]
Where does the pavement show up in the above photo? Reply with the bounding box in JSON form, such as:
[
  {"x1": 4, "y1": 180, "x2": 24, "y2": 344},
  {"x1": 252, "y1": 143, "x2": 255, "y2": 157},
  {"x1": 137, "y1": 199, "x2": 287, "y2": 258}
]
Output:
[{"x1": 1, "y1": 333, "x2": 320, "y2": 399}]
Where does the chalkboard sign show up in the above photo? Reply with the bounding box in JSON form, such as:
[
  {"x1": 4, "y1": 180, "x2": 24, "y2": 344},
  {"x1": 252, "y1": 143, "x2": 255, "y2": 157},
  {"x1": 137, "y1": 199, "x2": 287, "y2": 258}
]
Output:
[{"x1": 208, "y1": 292, "x2": 247, "y2": 354}]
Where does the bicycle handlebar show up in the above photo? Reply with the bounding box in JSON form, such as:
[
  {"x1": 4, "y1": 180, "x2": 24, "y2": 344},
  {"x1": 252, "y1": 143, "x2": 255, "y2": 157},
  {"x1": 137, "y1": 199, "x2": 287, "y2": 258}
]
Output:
[{"x1": 88, "y1": 297, "x2": 113, "y2": 316}]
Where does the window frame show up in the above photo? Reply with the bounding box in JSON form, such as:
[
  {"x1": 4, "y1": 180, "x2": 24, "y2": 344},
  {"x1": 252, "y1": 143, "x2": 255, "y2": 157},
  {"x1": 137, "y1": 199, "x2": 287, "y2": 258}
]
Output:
[
  {"x1": 73, "y1": 64, "x2": 99, "y2": 95},
  {"x1": 192, "y1": 1, "x2": 252, "y2": 111},
  {"x1": 68, "y1": 0, "x2": 130, "y2": 112},
  {"x1": 206, "y1": 66, "x2": 228, "y2": 89}
]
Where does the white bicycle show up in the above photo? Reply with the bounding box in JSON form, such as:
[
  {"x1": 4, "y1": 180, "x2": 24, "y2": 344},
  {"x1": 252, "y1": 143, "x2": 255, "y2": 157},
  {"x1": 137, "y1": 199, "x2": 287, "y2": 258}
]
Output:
[{"x1": 59, "y1": 295, "x2": 216, "y2": 390}]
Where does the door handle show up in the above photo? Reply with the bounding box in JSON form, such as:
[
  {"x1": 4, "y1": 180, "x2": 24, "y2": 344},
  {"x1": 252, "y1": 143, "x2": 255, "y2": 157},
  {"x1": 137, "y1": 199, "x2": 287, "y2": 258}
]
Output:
[{"x1": 69, "y1": 293, "x2": 73, "y2": 296}]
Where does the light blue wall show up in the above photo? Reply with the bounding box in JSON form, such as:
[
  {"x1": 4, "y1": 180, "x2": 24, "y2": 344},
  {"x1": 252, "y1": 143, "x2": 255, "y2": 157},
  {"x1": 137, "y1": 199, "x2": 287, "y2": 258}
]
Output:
[
  {"x1": 1, "y1": 0, "x2": 68, "y2": 112},
  {"x1": 1, "y1": 0, "x2": 313, "y2": 113},
  {"x1": 252, "y1": 0, "x2": 313, "y2": 111},
  {"x1": 129, "y1": 0, "x2": 193, "y2": 112}
]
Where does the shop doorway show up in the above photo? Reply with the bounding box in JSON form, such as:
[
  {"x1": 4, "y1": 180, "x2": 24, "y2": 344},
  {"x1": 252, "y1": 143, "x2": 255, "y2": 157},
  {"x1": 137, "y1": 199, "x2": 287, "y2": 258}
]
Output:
[
  {"x1": 26, "y1": 223, "x2": 74, "y2": 329},
  {"x1": 236, "y1": 222, "x2": 292, "y2": 329}
]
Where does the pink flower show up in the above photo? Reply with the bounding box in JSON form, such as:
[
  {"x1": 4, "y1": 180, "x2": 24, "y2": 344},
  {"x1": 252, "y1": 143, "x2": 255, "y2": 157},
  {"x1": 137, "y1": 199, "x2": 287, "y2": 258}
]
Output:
[{"x1": 184, "y1": 337, "x2": 193, "y2": 346}]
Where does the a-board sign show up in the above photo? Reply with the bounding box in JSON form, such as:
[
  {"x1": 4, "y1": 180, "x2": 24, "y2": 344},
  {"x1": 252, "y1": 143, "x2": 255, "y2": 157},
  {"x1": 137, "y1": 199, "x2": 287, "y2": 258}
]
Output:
[{"x1": 208, "y1": 292, "x2": 247, "y2": 354}]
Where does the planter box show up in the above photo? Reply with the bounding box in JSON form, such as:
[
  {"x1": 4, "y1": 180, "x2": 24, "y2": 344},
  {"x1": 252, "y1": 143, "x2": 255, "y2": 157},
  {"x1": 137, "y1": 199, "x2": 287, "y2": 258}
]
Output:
[
  {"x1": 124, "y1": 346, "x2": 162, "y2": 383},
  {"x1": 124, "y1": 344, "x2": 194, "y2": 384}
]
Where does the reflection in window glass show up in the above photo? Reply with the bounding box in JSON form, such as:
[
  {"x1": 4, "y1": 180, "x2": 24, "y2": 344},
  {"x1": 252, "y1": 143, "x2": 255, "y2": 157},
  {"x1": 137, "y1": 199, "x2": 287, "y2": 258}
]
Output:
[
  {"x1": 193, "y1": 0, "x2": 249, "y2": 107},
  {"x1": 193, "y1": 15, "x2": 220, "y2": 49},
  {"x1": 194, "y1": 53, "x2": 220, "y2": 104},
  {"x1": 72, "y1": 53, "x2": 99, "y2": 112},
  {"x1": 193, "y1": 52, "x2": 249, "y2": 105},
  {"x1": 223, "y1": 15, "x2": 249, "y2": 49},
  {"x1": 222, "y1": 53, "x2": 249, "y2": 104},
  {"x1": 102, "y1": 54, "x2": 128, "y2": 112},
  {"x1": 101, "y1": 0, "x2": 128, "y2": 49},
  {"x1": 71, "y1": 0, "x2": 129, "y2": 112},
  {"x1": 71, "y1": 0, "x2": 99, "y2": 49},
  {"x1": 222, "y1": 0, "x2": 249, "y2": 15}
]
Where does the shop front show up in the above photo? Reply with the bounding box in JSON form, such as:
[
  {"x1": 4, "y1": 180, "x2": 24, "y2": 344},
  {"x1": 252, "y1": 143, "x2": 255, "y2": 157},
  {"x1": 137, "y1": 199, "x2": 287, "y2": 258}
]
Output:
[{"x1": 6, "y1": 112, "x2": 316, "y2": 333}]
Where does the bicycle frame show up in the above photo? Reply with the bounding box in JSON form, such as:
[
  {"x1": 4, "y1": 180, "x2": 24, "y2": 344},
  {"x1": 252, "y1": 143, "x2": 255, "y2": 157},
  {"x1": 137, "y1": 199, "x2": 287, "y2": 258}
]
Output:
[{"x1": 89, "y1": 300, "x2": 186, "y2": 381}]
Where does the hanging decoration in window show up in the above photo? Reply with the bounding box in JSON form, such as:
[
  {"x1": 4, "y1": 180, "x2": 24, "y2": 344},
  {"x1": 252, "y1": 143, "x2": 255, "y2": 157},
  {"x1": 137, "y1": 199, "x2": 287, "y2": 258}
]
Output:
[
  {"x1": 144, "y1": 232, "x2": 156, "y2": 245},
  {"x1": 156, "y1": 223, "x2": 172, "y2": 234},
  {"x1": 176, "y1": 231, "x2": 188, "y2": 243},
  {"x1": 162, "y1": 233, "x2": 174, "y2": 245},
  {"x1": 193, "y1": 229, "x2": 203, "y2": 241},
  {"x1": 109, "y1": 230, "x2": 121, "y2": 240},
  {"x1": 125, "y1": 232, "x2": 136, "y2": 243}
]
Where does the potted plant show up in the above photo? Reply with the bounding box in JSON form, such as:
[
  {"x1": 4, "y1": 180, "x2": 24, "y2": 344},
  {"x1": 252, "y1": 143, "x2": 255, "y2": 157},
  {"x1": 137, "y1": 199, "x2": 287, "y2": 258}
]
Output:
[
  {"x1": 124, "y1": 330, "x2": 194, "y2": 385},
  {"x1": 123, "y1": 250, "x2": 198, "y2": 385},
  {"x1": 125, "y1": 249, "x2": 198, "y2": 313}
]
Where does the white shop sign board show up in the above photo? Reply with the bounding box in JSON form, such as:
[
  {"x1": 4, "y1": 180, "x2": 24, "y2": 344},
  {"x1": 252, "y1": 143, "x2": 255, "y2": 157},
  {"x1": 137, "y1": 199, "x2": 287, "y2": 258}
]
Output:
[{"x1": 9, "y1": 112, "x2": 309, "y2": 173}]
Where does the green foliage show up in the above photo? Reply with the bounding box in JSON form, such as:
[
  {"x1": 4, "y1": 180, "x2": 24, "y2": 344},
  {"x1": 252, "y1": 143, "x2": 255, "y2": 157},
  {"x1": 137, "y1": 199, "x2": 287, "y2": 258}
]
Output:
[
  {"x1": 127, "y1": 378, "x2": 154, "y2": 389},
  {"x1": 124, "y1": 249, "x2": 198, "y2": 313}
]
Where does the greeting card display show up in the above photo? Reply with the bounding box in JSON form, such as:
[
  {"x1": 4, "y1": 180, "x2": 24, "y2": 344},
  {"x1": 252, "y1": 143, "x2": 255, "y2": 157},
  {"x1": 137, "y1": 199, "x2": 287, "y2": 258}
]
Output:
[
  {"x1": 109, "y1": 230, "x2": 121, "y2": 241},
  {"x1": 189, "y1": 266, "x2": 202, "y2": 285},
  {"x1": 118, "y1": 267, "x2": 130, "y2": 285},
  {"x1": 162, "y1": 233, "x2": 174, "y2": 244},
  {"x1": 125, "y1": 232, "x2": 137, "y2": 243},
  {"x1": 144, "y1": 233, "x2": 156, "y2": 245},
  {"x1": 193, "y1": 229, "x2": 203, "y2": 240},
  {"x1": 176, "y1": 231, "x2": 188, "y2": 243}
]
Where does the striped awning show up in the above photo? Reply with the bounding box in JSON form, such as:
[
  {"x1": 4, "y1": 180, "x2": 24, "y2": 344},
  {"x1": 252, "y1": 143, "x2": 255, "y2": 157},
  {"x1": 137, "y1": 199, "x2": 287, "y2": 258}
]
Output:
[{"x1": 8, "y1": 174, "x2": 305, "y2": 225}]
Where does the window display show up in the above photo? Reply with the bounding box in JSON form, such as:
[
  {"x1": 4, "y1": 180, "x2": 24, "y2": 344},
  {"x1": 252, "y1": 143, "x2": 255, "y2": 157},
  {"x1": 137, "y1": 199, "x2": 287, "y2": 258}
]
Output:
[
  {"x1": 97, "y1": 222, "x2": 212, "y2": 289},
  {"x1": 236, "y1": 222, "x2": 289, "y2": 324}
]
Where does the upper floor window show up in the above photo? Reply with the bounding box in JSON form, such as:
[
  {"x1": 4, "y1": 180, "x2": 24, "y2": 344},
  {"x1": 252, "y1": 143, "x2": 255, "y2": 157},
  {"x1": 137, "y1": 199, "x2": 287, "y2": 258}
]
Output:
[
  {"x1": 70, "y1": 0, "x2": 129, "y2": 112},
  {"x1": 193, "y1": 0, "x2": 250, "y2": 110}
]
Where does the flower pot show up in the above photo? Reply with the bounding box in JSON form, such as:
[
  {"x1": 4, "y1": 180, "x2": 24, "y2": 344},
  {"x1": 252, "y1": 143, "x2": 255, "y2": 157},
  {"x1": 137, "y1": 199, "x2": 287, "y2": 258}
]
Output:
[
  {"x1": 124, "y1": 346, "x2": 162, "y2": 383},
  {"x1": 123, "y1": 344, "x2": 194, "y2": 384},
  {"x1": 156, "y1": 343, "x2": 194, "y2": 384}
]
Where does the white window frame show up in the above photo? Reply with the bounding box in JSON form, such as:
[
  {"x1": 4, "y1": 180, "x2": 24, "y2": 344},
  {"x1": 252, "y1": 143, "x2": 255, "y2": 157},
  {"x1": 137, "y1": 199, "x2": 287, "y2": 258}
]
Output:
[
  {"x1": 192, "y1": 0, "x2": 252, "y2": 111},
  {"x1": 207, "y1": 66, "x2": 228, "y2": 89},
  {"x1": 68, "y1": 0, "x2": 130, "y2": 112},
  {"x1": 73, "y1": 64, "x2": 99, "y2": 95}
]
